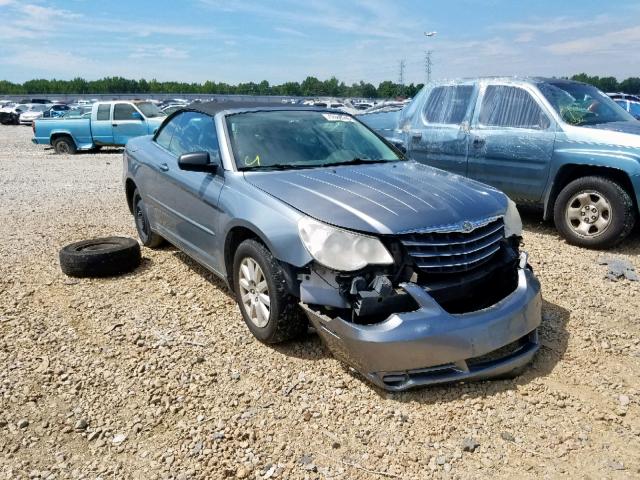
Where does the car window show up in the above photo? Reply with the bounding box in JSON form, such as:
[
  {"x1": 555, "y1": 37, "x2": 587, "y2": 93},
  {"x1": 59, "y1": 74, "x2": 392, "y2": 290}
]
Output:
[
  {"x1": 113, "y1": 103, "x2": 137, "y2": 121},
  {"x1": 96, "y1": 104, "x2": 110, "y2": 121},
  {"x1": 155, "y1": 114, "x2": 182, "y2": 150},
  {"x1": 479, "y1": 85, "x2": 550, "y2": 129},
  {"x1": 614, "y1": 100, "x2": 628, "y2": 111},
  {"x1": 168, "y1": 112, "x2": 221, "y2": 163},
  {"x1": 630, "y1": 102, "x2": 640, "y2": 117},
  {"x1": 423, "y1": 85, "x2": 474, "y2": 125}
]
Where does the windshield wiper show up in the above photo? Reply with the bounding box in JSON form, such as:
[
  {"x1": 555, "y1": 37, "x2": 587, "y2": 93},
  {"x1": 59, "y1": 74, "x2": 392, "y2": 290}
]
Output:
[
  {"x1": 322, "y1": 158, "x2": 395, "y2": 168},
  {"x1": 239, "y1": 163, "x2": 317, "y2": 171}
]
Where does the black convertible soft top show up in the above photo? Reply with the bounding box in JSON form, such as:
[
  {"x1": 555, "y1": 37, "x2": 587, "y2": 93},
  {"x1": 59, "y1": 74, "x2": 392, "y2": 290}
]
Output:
[
  {"x1": 184, "y1": 100, "x2": 335, "y2": 116},
  {"x1": 187, "y1": 100, "x2": 314, "y2": 116}
]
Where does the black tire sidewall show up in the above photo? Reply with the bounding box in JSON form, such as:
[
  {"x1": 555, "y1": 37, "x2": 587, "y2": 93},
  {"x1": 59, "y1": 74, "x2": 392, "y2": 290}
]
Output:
[
  {"x1": 233, "y1": 240, "x2": 283, "y2": 342},
  {"x1": 132, "y1": 191, "x2": 152, "y2": 246},
  {"x1": 59, "y1": 237, "x2": 141, "y2": 277},
  {"x1": 554, "y1": 176, "x2": 635, "y2": 249},
  {"x1": 53, "y1": 137, "x2": 76, "y2": 154}
]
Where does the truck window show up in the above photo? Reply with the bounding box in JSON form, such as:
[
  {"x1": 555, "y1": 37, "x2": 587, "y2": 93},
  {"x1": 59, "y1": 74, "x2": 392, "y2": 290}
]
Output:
[
  {"x1": 479, "y1": 85, "x2": 550, "y2": 129},
  {"x1": 113, "y1": 103, "x2": 137, "y2": 121},
  {"x1": 422, "y1": 85, "x2": 473, "y2": 125},
  {"x1": 96, "y1": 104, "x2": 110, "y2": 121}
]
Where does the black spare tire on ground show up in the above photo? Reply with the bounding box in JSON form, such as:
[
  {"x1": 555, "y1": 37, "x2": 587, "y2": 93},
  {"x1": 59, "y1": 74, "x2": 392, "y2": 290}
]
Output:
[{"x1": 59, "y1": 237, "x2": 141, "y2": 277}]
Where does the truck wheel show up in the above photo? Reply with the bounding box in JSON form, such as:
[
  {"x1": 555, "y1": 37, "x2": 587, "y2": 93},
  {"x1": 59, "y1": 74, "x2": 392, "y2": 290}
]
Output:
[
  {"x1": 554, "y1": 176, "x2": 635, "y2": 249},
  {"x1": 59, "y1": 237, "x2": 141, "y2": 277},
  {"x1": 132, "y1": 189, "x2": 164, "y2": 248},
  {"x1": 233, "y1": 239, "x2": 307, "y2": 344},
  {"x1": 52, "y1": 136, "x2": 76, "y2": 154}
]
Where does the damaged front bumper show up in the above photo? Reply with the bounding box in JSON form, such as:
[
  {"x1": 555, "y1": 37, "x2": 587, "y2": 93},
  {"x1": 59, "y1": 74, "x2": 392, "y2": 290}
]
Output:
[{"x1": 300, "y1": 266, "x2": 542, "y2": 391}]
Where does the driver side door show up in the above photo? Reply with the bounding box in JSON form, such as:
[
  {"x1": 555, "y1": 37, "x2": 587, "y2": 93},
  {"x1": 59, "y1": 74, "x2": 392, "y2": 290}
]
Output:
[
  {"x1": 160, "y1": 112, "x2": 226, "y2": 273},
  {"x1": 112, "y1": 103, "x2": 147, "y2": 145}
]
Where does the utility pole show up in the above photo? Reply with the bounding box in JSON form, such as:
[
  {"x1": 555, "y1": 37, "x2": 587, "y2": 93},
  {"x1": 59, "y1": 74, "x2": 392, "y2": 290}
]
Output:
[
  {"x1": 425, "y1": 50, "x2": 433, "y2": 85},
  {"x1": 398, "y1": 59, "x2": 406, "y2": 97},
  {"x1": 424, "y1": 31, "x2": 437, "y2": 85}
]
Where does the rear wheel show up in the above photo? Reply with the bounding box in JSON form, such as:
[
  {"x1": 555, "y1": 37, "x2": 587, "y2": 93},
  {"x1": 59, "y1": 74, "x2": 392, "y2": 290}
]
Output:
[
  {"x1": 233, "y1": 239, "x2": 307, "y2": 343},
  {"x1": 52, "y1": 136, "x2": 76, "y2": 155},
  {"x1": 132, "y1": 189, "x2": 164, "y2": 248},
  {"x1": 553, "y1": 176, "x2": 635, "y2": 249}
]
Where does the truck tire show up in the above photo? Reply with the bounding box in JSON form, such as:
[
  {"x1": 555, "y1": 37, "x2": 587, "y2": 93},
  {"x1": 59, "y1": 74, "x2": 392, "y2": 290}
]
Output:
[
  {"x1": 52, "y1": 136, "x2": 77, "y2": 155},
  {"x1": 233, "y1": 239, "x2": 307, "y2": 344},
  {"x1": 132, "y1": 189, "x2": 164, "y2": 248},
  {"x1": 553, "y1": 176, "x2": 635, "y2": 249},
  {"x1": 59, "y1": 237, "x2": 141, "y2": 277}
]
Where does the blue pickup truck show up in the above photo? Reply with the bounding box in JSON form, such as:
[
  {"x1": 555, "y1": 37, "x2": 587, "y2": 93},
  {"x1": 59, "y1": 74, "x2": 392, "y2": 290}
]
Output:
[
  {"x1": 393, "y1": 78, "x2": 640, "y2": 249},
  {"x1": 33, "y1": 101, "x2": 166, "y2": 154}
]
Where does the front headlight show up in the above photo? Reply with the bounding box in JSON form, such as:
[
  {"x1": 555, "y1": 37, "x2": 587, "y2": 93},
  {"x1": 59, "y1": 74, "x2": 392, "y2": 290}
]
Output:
[
  {"x1": 298, "y1": 217, "x2": 394, "y2": 271},
  {"x1": 504, "y1": 198, "x2": 523, "y2": 237}
]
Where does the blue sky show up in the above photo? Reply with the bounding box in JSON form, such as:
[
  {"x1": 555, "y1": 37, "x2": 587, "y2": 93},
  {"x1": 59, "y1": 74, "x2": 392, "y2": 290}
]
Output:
[{"x1": 1, "y1": 0, "x2": 639, "y2": 84}]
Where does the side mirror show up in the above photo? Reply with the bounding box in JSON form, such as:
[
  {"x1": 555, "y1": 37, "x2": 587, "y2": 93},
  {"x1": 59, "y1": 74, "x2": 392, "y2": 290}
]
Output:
[
  {"x1": 178, "y1": 151, "x2": 217, "y2": 173},
  {"x1": 131, "y1": 112, "x2": 143, "y2": 121}
]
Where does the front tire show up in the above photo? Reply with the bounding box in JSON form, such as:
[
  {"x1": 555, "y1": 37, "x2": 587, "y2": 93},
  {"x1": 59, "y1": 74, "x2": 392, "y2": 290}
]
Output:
[
  {"x1": 132, "y1": 189, "x2": 164, "y2": 248},
  {"x1": 553, "y1": 176, "x2": 635, "y2": 249},
  {"x1": 233, "y1": 239, "x2": 307, "y2": 344}
]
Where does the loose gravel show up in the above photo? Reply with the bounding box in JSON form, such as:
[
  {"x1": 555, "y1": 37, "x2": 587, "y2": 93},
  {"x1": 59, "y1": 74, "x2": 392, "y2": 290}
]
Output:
[{"x1": 1, "y1": 125, "x2": 639, "y2": 479}]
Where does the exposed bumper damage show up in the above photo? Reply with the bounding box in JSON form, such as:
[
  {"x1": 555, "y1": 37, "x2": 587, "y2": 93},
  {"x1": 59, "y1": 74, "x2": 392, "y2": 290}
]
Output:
[{"x1": 300, "y1": 264, "x2": 542, "y2": 391}]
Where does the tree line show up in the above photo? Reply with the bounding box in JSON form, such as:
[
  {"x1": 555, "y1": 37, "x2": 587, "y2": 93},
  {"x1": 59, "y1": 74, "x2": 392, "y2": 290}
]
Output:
[
  {"x1": 1, "y1": 74, "x2": 638, "y2": 97},
  {"x1": 0, "y1": 76, "x2": 423, "y2": 99}
]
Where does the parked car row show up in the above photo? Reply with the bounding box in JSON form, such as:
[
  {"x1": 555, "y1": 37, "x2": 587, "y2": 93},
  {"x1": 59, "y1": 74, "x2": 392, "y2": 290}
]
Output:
[{"x1": 368, "y1": 77, "x2": 640, "y2": 249}]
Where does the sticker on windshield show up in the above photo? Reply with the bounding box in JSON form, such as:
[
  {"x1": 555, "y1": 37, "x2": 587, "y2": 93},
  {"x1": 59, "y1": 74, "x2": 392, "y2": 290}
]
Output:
[{"x1": 322, "y1": 113, "x2": 354, "y2": 122}]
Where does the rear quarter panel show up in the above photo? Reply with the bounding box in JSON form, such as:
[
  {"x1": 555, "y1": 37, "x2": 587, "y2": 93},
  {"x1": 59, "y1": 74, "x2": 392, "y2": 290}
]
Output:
[{"x1": 34, "y1": 118, "x2": 93, "y2": 149}]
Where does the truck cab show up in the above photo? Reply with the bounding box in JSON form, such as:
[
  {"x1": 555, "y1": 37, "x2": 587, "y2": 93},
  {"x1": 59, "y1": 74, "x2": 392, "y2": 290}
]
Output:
[{"x1": 32, "y1": 100, "x2": 166, "y2": 154}]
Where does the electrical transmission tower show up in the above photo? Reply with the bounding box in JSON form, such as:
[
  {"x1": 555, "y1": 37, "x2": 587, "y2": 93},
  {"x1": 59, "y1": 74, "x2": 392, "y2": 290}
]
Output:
[
  {"x1": 425, "y1": 50, "x2": 433, "y2": 85},
  {"x1": 398, "y1": 59, "x2": 406, "y2": 96}
]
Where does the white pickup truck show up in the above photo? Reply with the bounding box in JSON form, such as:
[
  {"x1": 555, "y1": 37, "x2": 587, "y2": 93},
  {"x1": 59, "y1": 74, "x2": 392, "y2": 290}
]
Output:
[{"x1": 32, "y1": 100, "x2": 167, "y2": 154}]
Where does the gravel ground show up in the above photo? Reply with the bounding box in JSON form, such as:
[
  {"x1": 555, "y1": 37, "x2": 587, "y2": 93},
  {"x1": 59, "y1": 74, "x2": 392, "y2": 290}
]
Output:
[{"x1": 1, "y1": 125, "x2": 639, "y2": 480}]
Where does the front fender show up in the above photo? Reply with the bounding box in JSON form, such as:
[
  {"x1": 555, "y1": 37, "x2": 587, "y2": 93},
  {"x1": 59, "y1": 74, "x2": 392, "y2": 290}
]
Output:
[
  {"x1": 543, "y1": 146, "x2": 640, "y2": 218},
  {"x1": 218, "y1": 175, "x2": 313, "y2": 271}
]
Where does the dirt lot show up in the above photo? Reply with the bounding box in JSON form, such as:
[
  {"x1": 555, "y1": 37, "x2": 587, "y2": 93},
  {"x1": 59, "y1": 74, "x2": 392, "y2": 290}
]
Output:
[{"x1": 1, "y1": 125, "x2": 639, "y2": 479}]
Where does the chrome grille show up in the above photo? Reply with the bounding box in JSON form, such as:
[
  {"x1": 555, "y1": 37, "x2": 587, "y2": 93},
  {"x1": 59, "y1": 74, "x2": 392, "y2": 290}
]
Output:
[{"x1": 399, "y1": 218, "x2": 504, "y2": 273}]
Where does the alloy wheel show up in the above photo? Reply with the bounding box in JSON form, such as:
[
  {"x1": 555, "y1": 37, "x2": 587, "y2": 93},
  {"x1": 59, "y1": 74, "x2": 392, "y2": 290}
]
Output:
[
  {"x1": 565, "y1": 190, "x2": 612, "y2": 237},
  {"x1": 238, "y1": 257, "x2": 271, "y2": 328}
]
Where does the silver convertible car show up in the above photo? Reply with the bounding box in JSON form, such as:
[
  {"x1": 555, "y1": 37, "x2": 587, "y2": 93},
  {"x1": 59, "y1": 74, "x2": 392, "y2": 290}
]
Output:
[{"x1": 123, "y1": 102, "x2": 542, "y2": 391}]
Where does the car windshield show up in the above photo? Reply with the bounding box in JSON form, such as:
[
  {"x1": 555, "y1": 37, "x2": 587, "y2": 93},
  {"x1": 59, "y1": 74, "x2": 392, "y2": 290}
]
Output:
[
  {"x1": 538, "y1": 82, "x2": 634, "y2": 126},
  {"x1": 135, "y1": 102, "x2": 165, "y2": 118},
  {"x1": 226, "y1": 110, "x2": 402, "y2": 171},
  {"x1": 30, "y1": 104, "x2": 48, "y2": 112}
]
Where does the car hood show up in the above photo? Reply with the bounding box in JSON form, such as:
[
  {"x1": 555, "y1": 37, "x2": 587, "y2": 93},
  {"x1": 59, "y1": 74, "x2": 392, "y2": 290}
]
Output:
[
  {"x1": 244, "y1": 161, "x2": 508, "y2": 235},
  {"x1": 583, "y1": 121, "x2": 640, "y2": 135}
]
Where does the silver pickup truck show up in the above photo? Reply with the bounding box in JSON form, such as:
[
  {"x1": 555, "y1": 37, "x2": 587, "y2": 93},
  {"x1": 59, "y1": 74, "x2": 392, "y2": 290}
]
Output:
[{"x1": 32, "y1": 100, "x2": 166, "y2": 154}]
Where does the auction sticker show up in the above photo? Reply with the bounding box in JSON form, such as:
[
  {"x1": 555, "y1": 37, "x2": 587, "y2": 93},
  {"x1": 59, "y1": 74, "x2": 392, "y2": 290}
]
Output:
[{"x1": 322, "y1": 113, "x2": 355, "y2": 122}]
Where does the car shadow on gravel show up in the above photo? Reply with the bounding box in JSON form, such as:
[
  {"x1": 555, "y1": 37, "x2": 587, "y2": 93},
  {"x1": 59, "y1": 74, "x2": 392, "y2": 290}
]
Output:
[
  {"x1": 170, "y1": 247, "x2": 333, "y2": 361},
  {"x1": 519, "y1": 205, "x2": 640, "y2": 255},
  {"x1": 359, "y1": 299, "x2": 570, "y2": 403}
]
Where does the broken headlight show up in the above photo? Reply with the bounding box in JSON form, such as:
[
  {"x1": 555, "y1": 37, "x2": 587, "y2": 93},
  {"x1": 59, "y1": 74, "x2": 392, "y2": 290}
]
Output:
[
  {"x1": 504, "y1": 198, "x2": 523, "y2": 238},
  {"x1": 298, "y1": 217, "x2": 394, "y2": 272}
]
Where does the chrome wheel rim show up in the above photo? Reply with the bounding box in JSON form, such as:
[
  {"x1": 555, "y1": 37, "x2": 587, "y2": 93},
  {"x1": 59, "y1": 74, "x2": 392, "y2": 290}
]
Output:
[
  {"x1": 565, "y1": 190, "x2": 612, "y2": 237},
  {"x1": 57, "y1": 142, "x2": 70, "y2": 154},
  {"x1": 238, "y1": 257, "x2": 270, "y2": 328}
]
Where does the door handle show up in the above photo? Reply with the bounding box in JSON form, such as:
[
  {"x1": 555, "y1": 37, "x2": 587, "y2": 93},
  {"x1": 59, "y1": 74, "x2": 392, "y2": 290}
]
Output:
[
  {"x1": 112, "y1": 124, "x2": 118, "y2": 127},
  {"x1": 160, "y1": 163, "x2": 169, "y2": 172},
  {"x1": 472, "y1": 136, "x2": 486, "y2": 147}
]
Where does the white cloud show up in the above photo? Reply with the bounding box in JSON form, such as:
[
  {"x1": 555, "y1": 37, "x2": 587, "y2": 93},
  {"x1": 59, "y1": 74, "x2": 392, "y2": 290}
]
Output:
[{"x1": 545, "y1": 25, "x2": 640, "y2": 55}]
